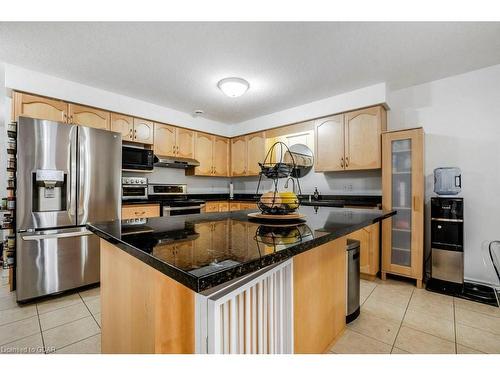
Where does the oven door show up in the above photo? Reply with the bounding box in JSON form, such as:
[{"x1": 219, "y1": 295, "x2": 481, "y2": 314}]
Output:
[
  {"x1": 122, "y1": 147, "x2": 154, "y2": 171},
  {"x1": 122, "y1": 185, "x2": 148, "y2": 200}
]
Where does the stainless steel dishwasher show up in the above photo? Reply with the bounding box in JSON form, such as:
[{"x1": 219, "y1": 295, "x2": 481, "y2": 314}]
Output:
[{"x1": 346, "y1": 239, "x2": 361, "y2": 323}]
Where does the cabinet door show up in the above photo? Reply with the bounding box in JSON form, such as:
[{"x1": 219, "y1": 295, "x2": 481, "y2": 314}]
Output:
[
  {"x1": 229, "y1": 202, "x2": 241, "y2": 211},
  {"x1": 152, "y1": 244, "x2": 176, "y2": 265},
  {"x1": 14, "y1": 92, "x2": 68, "y2": 123},
  {"x1": 193, "y1": 223, "x2": 214, "y2": 265},
  {"x1": 176, "y1": 128, "x2": 195, "y2": 159},
  {"x1": 218, "y1": 202, "x2": 229, "y2": 212},
  {"x1": 194, "y1": 132, "x2": 214, "y2": 176},
  {"x1": 68, "y1": 104, "x2": 110, "y2": 130},
  {"x1": 110, "y1": 113, "x2": 134, "y2": 141},
  {"x1": 231, "y1": 136, "x2": 247, "y2": 176},
  {"x1": 382, "y1": 129, "x2": 424, "y2": 281},
  {"x1": 212, "y1": 221, "x2": 228, "y2": 252},
  {"x1": 348, "y1": 223, "x2": 379, "y2": 277},
  {"x1": 246, "y1": 132, "x2": 266, "y2": 176},
  {"x1": 213, "y1": 136, "x2": 229, "y2": 176},
  {"x1": 314, "y1": 115, "x2": 345, "y2": 171},
  {"x1": 344, "y1": 106, "x2": 385, "y2": 170},
  {"x1": 204, "y1": 201, "x2": 220, "y2": 213},
  {"x1": 133, "y1": 118, "x2": 154, "y2": 144},
  {"x1": 154, "y1": 123, "x2": 176, "y2": 157}
]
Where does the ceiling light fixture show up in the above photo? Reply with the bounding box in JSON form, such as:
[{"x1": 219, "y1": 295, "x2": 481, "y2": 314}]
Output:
[{"x1": 217, "y1": 77, "x2": 250, "y2": 98}]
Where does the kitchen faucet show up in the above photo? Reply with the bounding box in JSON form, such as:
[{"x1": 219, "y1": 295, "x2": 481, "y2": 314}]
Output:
[{"x1": 284, "y1": 177, "x2": 297, "y2": 193}]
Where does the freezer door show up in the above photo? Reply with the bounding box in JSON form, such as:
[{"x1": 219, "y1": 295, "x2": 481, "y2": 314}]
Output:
[
  {"x1": 16, "y1": 117, "x2": 78, "y2": 230},
  {"x1": 77, "y1": 126, "x2": 122, "y2": 225},
  {"x1": 16, "y1": 227, "x2": 99, "y2": 302}
]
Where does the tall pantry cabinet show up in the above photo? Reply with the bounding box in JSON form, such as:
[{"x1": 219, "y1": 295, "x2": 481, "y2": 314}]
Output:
[{"x1": 381, "y1": 128, "x2": 424, "y2": 288}]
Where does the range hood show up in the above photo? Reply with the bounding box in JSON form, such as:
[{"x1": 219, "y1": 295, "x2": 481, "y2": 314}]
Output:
[{"x1": 154, "y1": 155, "x2": 200, "y2": 169}]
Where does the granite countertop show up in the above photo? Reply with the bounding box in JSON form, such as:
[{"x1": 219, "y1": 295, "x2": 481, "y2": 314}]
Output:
[{"x1": 89, "y1": 205, "x2": 394, "y2": 293}]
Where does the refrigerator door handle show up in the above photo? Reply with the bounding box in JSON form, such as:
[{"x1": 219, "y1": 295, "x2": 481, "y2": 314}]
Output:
[
  {"x1": 68, "y1": 126, "x2": 78, "y2": 220},
  {"x1": 22, "y1": 230, "x2": 94, "y2": 241}
]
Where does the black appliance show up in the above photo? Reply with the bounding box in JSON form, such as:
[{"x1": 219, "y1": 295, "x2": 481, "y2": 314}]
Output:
[
  {"x1": 122, "y1": 146, "x2": 154, "y2": 171},
  {"x1": 122, "y1": 177, "x2": 148, "y2": 200},
  {"x1": 430, "y1": 197, "x2": 464, "y2": 284},
  {"x1": 148, "y1": 184, "x2": 205, "y2": 216}
]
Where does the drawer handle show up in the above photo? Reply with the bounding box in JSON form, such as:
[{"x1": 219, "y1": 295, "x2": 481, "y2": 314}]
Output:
[
  {"x1": 134, "y1": 211, "x2": 146, "y2": 215},
  {"x1": 340, "y1": 157, "x2": 344, "y2": 168}
]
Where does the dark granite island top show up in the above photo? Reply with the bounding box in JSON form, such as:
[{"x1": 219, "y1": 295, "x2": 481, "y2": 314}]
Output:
[{"x1": 88, "y1": 206, "x2": 395, "y2": 293}]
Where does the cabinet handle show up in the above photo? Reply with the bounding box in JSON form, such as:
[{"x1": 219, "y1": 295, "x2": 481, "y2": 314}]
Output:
[
  {"x1": 63, "y1": 113, "x2": 68, "y2": 122},
  {"x1": 345, "y1": 156, "x2": 349, "y2": 167},
  {"x1": 129, "y1": 128, "x2": 133, "y2": 138},
  {"x1": 340, "y1": 157, "x2": 344, "y2": 168},
  {"x1": 134, "y1": 211, "x2": 146, "y2": 215},
  {"x1": 172, "y1": 145, "x2": 175, "y2": 154}
]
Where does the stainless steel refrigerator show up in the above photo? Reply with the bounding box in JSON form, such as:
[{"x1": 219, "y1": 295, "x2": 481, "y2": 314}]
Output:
[{"x1": 16, "y1": 117, "x2": 121, "y2": 302}]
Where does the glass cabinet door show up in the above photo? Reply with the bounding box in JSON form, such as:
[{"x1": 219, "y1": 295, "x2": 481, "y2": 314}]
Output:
[{"x1": 390, "y1": 139, "x2": 412, "y2": 266}]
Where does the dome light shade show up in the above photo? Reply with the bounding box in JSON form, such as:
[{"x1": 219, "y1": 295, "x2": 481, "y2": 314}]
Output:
[{"x1": 217, "y1": 77, "x2": 250, "y2": 98}]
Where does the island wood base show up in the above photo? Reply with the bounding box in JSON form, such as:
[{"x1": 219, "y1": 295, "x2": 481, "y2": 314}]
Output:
[
  {"x1": 100, "y1": 237, "x2": 347, "y2": 354},
  {"x1": 100, "y1": 239, "x2": 195, "y2": 354}
]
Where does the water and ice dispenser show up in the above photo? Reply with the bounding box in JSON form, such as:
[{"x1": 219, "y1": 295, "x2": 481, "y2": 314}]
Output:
[{"x1": 32, "y1": 169, "x2": 67, "y2": 212}]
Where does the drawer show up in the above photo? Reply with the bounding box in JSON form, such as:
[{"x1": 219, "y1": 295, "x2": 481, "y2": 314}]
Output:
[
  {"x1": 122, "y1": 204, "x2": 160, "y2": 220},
  {"x1": 205, "y1": 202, "x2": 220, "y2": 213},
  {"x1": 240, "y1": 202, "x2": 257, "y2": 210},
  {"x1": 219, "y1": 202, "x2": 229, "y2": 212},
  {"x1": 229, "y1": 202, "x2": 241, "y2": 211}
]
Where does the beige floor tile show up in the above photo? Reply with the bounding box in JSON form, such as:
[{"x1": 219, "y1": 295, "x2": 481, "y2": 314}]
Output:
[
  {"x1": 85, "y1": 298, "x2": 100, "y2": 315},
  {"x1": 36, "y1": 293, "x2": 82, "y2": 315},
  {"x1": 348, "y1": 311, "x2": 400, "y2": 345},
  {"x1": 456, "y1": 323, "x2": 500, "y2": 354},
  {"x1": 0, "y1": 316, "x2": 40, "y2": 346},
  {"x1": 330, "y1": 329, "x2": 392, "y2": 354},
  {"x1": 0, "y1": 304, "x2": 37, "y2": 326},
  {"x1": 360, "y1": 279, "x2": 378, "y2": 291},
  {"x1": 0, "y1": 294, "x2": 18, "y2": 311},
  {"x1": 361, "y1": 296, "x2": 407, "y2": 322},
  {"x1": 0, "y1": 285, "x2": 13, "y2": 298},
  {"x1": 391, "y1": 347, "x2": 410, "y2": 354},
  {"x1": 408, "y1": 294, "x2": 454, "y2": 321},
  {"x1": 395, "y1": 326, "x2": 455, "y2": 354},
  {"x1": 403, "y1": 308, "x2": 455, "y2": 341},
  {"x1": 93, "y1": 313, "x2": 101, "y2": 327},
  {"x1": 456, "y1": 344, "x2": 485, "y2": 354},
  {"x1": 79, "y1": 287, "x2": 100, "y2": 302},
  {"x1": 39, "y1": 302, "x2": 91, "y2": 331},
  {"x1": 454, "y1": 298, "x2": 500, "y2": 318},
  {"x1": 0, "y1": 333, "x2": 44, "y2": 354},
  {"x1": 412, "y1": 288, "x2": 454, "y2": 306},
  {"x1": 55, "y1": 333, "x2": 101, "y2": 354},
  {"x1": 455, "y1": 307, "x2": 500, "y2": 336},
  {"x1": 43, "y1": 316, "x2": 100, "y2": 352},
  {"x1": 368, "y1": 286, "x2": 412, "y2": 307}
]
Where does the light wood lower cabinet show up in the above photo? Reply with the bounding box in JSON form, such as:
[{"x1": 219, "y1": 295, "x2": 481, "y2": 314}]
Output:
[
  {"x1": 381, "y1": 128, "x2": 424, "y2": 288},
  {"x1": 14, "y1": 92, "x2": 68, "y2": 123},
  {"x1": 122, "y1": 203, "x2": 160, "y2": 220},
  {"x1": 204, "y1": 201, "x2": 257, "y2": 213},
  {"x1": 348, "y1": 223, "x2": 380, "y2": 279},
  {"x1": 68, "y1": 104, "x2": 110, "y2": 130}
]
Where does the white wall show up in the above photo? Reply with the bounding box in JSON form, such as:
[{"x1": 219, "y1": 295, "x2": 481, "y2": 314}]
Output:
[
  {"x1": 4, "y1": 64, "x2": 231, "y2": 137},
  {"x1": 230, "y1": 83, "x2": 387, "y2": 136},
  {"x1": 387, "y1": 63, "x2": 500, "y2": 285}
]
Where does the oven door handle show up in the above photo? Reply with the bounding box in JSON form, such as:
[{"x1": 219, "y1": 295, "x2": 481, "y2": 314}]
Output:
[{"x1": 163, "y1": 204, "x2": 205, "y2": 211}]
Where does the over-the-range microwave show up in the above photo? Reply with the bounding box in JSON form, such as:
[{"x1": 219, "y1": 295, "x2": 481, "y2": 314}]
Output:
[{"x1": 122, "y1": 146, "x2": 154, "y2": 171}]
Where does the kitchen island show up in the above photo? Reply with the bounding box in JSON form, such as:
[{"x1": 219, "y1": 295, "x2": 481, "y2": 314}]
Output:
[{"x1": 88, "y1": 206, "x2": 395, "y2": 354}]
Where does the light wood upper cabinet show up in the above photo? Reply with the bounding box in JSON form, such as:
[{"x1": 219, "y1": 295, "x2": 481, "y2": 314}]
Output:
[
  {"x1": 314, "y1": 114, "x2": 345, "y2": 172},
  {"x1": 154, "y1": 123, "x2": 177, "y2": 157},
  {"x1": 154, "y1": 124, "x2": 194, "y2": 158},
  {"x1": 231, "y1": 136, "x2": 247, "y2": 176},
  {"x1": 110, "y1": 113, "x2": 134, "y2": 141},
  {"x1": 213, "y1": 136, "x2": 229, "y2": 177},
  {"x1": 14, "y1": 92, "x2": 68, "y2": 123},
  {"x1": 344, "y1": 106, "x2": 386, "y2": 170},
  {"x1": 133, "y1": 118, "x2": 154, "y2": 144},
  {"x1": 230, "y1": 132, "x2": 266, "y2": 177},
  {"x1": 314, "y1": 106, "x2": 386, "y2": 172},
  {"x1": 194, "y1": 132, "x2": 214, "y2": 176},
  {"x1": 68, "y1": 104, "x2": 110, "y2": 130},
  {"x1": 246, "y1": 132, "x2": 266, "y2": 176},
  {"x1": 176, "y1": 128, "x2": 195, "y2": 159}
]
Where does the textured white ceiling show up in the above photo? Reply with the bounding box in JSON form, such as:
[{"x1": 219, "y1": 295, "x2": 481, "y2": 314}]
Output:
[{"x1": 1, "y1": 22, "x2": 500, "y2": 124}]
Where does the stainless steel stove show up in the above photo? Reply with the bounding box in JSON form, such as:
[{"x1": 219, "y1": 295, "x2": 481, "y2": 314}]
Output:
[{"x1": 148, "y1": 184, "x2": 205, "y2": 216}]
